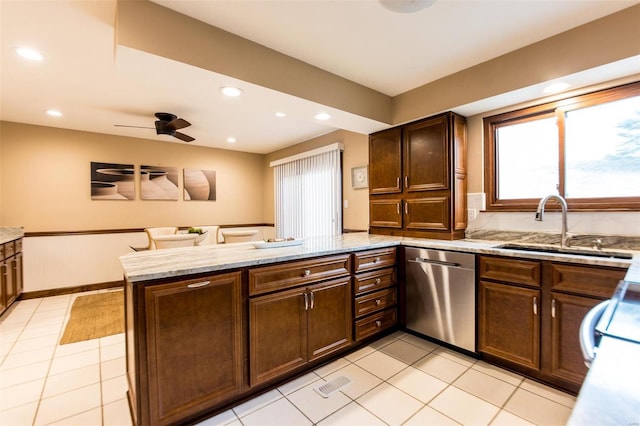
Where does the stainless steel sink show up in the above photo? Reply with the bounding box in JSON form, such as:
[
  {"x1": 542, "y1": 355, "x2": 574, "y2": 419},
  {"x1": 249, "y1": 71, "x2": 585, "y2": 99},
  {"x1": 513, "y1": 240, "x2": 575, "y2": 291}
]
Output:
[{"x1": 495, "y1": 243, "x2": 633, "y2": 260}]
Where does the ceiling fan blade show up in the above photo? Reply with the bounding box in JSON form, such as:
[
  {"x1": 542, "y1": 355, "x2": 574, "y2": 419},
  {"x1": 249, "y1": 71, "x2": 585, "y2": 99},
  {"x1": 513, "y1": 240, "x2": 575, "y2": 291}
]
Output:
[
  {"x1": 174, "y1": 132, "x2": 195, "y2": 142},
  {"x1": 114, "y1": 124, "x2": 154, "y2": 129},
  {"x1": 166, "y1": 118, "x2": 191, "y2": 130}
]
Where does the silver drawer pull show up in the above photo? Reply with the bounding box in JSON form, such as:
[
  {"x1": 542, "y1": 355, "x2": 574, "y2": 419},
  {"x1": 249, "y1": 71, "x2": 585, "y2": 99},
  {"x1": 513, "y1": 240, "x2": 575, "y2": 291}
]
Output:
[
  {"x1": 310, "y1": 291, "x2": 315, "y2": 309},
  {"x1": 551, "y1": 299, "x2": 556, "y2": 318},
  {"x1": 375, "y1": 320, "x2": 382, "y2": 328},
  {"x1": 304, "y1": 293, "x2": 309, "y2": 311},
  {"x1": 187, "y1": 281, "x2": 210, "y2": 289},
  {"x1": 375, "y1": 278, "x2": 381, "y2": 285},
  {"x1": 375, "y1": 299, "x2": 381, "y2": 306},
  {"x1": 373, "y1": 257, "x2": 380, "y2": 263},
  {"x1": 533, "y1": 296, "x2": 538, "y2": 315},
  {"x1": 303, "y1": 269, "x2": 311, "y2": 277}
]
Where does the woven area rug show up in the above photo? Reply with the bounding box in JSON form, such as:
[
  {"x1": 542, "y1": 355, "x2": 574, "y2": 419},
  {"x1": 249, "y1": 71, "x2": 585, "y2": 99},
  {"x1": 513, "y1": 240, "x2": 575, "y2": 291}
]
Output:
[{"x1": 59, "y1": 290, "x2": 124, "y2": 345}]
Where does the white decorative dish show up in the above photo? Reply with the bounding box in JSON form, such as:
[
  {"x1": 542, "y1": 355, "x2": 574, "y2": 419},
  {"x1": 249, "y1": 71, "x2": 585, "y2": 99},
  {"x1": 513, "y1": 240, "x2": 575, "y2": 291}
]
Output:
[{"x1": 253, "y1": 238, "x2": 304, "y2": 249}]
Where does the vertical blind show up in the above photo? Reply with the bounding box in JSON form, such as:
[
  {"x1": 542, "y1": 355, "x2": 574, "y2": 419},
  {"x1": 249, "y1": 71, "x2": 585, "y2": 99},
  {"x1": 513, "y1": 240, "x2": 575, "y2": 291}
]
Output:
[{"x1": 272, "y1": 144, "x2": 342, "y2": 239}]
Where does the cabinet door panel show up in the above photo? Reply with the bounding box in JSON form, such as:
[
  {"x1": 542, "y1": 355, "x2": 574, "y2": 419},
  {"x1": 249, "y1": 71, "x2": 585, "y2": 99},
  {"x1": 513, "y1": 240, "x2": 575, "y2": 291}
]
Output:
[
  {"x1": 405, "y1": 197, "x2": 449, "y2": 230},
  {"x1": 479, "y1": 281, "x2": 540, "y2": 370},
  {"x1": 144, "y1": 272, "x2": 243, "y2": 425},
  {"x1": 3, "y1": 257, "x2": 16, "y2": 307},
  {"x1": 250, "y1": 287, "x2": 308, "y2": 386},
  {"x1": 369, "y1": 128, "x2": 402, "y2": 194},
  {"x1": 307, "y1": 278, "x2": 352, "y2": 361},
  {"x1": 548, "y1": 292, "x2": 596, "y2": 385},
  {"x1": 403, "y1": 116, "x2": 449, "y2": 192},
  {"x1": 369, "y1": 199, "x2": 403, "y2": 228}
]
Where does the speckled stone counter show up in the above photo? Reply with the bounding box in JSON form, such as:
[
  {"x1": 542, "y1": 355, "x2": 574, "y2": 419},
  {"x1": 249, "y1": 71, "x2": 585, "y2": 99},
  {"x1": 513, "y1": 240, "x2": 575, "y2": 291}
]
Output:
[
  {"x1": 120, "y1": 232, "x2": 639, "y2": 284},
  {"x1": 0, "y1": 227, "x2": 24, "y2": 245}
]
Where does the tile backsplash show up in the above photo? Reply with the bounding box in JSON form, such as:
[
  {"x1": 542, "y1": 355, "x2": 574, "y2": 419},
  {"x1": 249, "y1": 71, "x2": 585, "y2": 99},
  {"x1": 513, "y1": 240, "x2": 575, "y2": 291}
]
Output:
[{"x1": 466, "y1": 193, "x2": 640, "y2": 237}]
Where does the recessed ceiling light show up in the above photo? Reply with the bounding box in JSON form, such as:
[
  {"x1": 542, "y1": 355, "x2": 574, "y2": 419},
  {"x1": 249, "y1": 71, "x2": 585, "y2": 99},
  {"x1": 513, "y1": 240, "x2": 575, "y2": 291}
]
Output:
[
  {"x1": 226, "y1": 137, "x2": 236, "y2": 143},
  {"x1": 544, "y1": 82, "x2": 570, "y2": 94},
  {"x1": 314, "y1": 113, "x2": 331, "y2": 121},
  {"x1": 46, "y1": 109, "x2": 63, "y2": 117},
  {"x1": 220, "y1": 86, "x2": 243, "y2": 97},
  {"x1": 379, "y1": 0, "x2": 436, "y2": 13},
  {"x1": 275, "y1": 112, "x2": 286, "y2": 118},
  {"x1": 16, "y1": 47, "x2": 43, "y2": 61}
]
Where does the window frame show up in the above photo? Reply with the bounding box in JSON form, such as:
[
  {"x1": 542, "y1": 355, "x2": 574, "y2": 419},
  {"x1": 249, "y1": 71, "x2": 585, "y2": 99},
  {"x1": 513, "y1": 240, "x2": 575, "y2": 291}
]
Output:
[{"x1": 484, "y1": 81, "x2": 640, "y2": 212}]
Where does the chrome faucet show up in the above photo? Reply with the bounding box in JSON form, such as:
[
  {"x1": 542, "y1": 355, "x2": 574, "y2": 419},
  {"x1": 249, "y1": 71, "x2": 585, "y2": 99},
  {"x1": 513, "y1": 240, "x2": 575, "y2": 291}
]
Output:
[{"x1": 535, "y1": 194, "x2": 570, "y2": 247}]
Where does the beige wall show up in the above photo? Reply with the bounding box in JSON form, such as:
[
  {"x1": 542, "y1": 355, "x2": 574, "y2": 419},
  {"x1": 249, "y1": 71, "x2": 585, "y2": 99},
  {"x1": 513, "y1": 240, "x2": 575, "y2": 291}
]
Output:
[
  {"x1": 0, "y1": 121, "x2": 266, "y2": 232},
  {"x1": 264, "y1": 129, "x2": 370, "y2": 231}
]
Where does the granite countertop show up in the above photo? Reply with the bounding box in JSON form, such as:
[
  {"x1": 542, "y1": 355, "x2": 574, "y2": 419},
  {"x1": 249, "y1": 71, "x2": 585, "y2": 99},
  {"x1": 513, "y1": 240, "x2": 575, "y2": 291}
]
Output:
[
  {"x1": 120, "y1": 232, "x2": 640, "y2": 283},
  {"x1": 568, "y1": 336, "x2": 640, "y2": 425},
  {"x1": 0, "y1": 227, "x2": 24, "y2": 245}
]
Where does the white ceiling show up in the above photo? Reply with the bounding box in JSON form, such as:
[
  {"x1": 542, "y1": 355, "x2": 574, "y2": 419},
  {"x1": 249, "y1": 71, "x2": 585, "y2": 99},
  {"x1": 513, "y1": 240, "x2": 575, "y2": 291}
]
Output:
[{"x1": 1, "y1": 0, "x2": 638, "y2": 154}]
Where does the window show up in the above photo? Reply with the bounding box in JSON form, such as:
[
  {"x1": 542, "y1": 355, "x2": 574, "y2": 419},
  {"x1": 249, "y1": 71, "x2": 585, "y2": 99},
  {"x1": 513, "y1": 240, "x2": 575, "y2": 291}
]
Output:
[
  {"x1": 271, "y1": 144, "x2": 343, "y2": 238},
  {"x1": 484, "y1": 82, "x2": 640, "y2": 211}
]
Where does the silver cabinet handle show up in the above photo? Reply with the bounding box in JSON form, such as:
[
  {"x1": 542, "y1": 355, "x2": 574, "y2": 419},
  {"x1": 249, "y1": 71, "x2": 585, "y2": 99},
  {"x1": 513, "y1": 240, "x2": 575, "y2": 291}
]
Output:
[
  {"x1": 303, "y1": 269, "x2": 311, "y2": 277},
  {"x1": 187, "y1": 281, "x2": 210, "y2": 289},
  {"x1": 375, "y1": 299, "x2": 382, "y2": 306},
  {"x1": 396, "y1": 203, "x2": 400, "y2": 215},
  {"x1": 373, "y1": 257, "x2": 380, "y2": 263},
  {"x1": 375, "y1": 278, "x2": 381, "y2": 285},
  {"x1": 310, "y1": 291, "x2": 315, "y2": 310},
  {"x1": 533, "y1": 296, "x2": 538, "y2": 315},
  {"x1": 304, "y1": 292, "x2": 309, "y2": 311},
  {"x1": 405, "y1": 203, "x2": 408, "y2": 215},
  {"x1": 404, "y1": 176, "x2": 408, "y2": 188},
  {"x1": 375, "y1": 320, "x2": 382, "y2": 328},
  {"x1": 551, "y1": 299, "x2": 556, "y2": 318},
  {"x1": 396, "y1": 177, "x2": 400, "y2": 189}
]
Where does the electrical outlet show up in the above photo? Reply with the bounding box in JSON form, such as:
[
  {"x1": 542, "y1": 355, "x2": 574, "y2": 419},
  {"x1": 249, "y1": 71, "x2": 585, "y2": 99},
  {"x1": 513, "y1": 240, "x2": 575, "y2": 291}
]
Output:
[
  {"x1": 344, "y1": 199, "x2": 349, "y2": 209},
  {"x1": 467, "y1": 209, "x2": 477, "y2": 221}
]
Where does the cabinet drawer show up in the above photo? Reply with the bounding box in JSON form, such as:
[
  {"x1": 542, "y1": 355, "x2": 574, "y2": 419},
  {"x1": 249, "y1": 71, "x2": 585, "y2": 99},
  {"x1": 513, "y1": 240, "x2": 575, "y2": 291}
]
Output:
[
  {"x1": 355, "y1": 288, "x2": 396, "y2": 318},
  {"x1": 353, "y1": 248, "x2": 396, "y2": 273},
  {"x1": 479, "y1": 256, "x2": 540, "y2": 287},
  {"x1": 550, "y1": 263, "x2": 626, "y2": 299},
  {"x1": 3, "y1": 241, "x2": 15, "y2": 259},
  {"x1": 355, "y1": 308, "x2": 397, "y2": 341},
  {"x1": 249, "y1": 254, "x2": 351, "y2": 296},
  {"x1": 354, "y1": 268, "x2": 395, "y2": 295}
]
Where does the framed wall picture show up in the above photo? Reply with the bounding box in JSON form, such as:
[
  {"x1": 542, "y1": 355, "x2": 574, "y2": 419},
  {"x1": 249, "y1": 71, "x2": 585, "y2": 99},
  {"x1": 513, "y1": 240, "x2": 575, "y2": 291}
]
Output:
[
  {"x1": 351, "y1": 166, "x2": 368, "y2": 189},
  {"x1": 90, "y1": 162, "x2": 135, "y2": 200}
]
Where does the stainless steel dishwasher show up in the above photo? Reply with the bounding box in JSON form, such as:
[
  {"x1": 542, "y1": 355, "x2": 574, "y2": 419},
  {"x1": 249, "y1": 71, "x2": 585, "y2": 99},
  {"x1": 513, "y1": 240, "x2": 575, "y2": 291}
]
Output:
[{"x1": 405, "y1": 247, "x2": 476, "y2": 353}]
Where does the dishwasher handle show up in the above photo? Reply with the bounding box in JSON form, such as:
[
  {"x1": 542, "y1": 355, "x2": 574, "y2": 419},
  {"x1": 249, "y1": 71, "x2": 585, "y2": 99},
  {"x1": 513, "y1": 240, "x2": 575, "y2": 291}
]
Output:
[
  {"x1": 579, "y1": 300, "x2": 609, "y2": 368},
  {"x1": 408, "y1": 257, "x2": 463, "y2": 268}
]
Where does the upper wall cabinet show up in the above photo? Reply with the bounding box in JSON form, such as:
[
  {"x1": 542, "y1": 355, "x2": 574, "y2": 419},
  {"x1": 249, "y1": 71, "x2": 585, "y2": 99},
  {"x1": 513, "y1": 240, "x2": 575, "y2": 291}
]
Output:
[{"x1": 369, "y1": 112, "x2": 467, "y2": 240}]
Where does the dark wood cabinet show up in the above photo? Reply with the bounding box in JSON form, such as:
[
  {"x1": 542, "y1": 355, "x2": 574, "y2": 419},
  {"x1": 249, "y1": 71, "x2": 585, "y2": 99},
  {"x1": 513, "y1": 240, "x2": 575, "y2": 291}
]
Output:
[
  {"x1": 353, "y1": 248, "x2": 397, "y2": 341},
  {"x1": 249, "y1": 255, "x2": 353, "y2": 387},
  {"x1": 479, "y1": 281, "x2": 540, "y2": 370},
  {"x1": 1, "y1": 238, "x2": 23, "y2": 317},
  {"x1": 478, "y1": 254, "x2": 627, "y2": 393},
  {"x1": 127, "y1": 272, "x2": 244, "y2": 426},
  {"x1": 369, "y1": 112, "x2": 467, "y2": 240}
]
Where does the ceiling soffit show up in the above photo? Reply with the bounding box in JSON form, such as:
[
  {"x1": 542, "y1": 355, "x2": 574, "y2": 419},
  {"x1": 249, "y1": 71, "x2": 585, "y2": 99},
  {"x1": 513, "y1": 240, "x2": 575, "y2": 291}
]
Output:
[{"x1": 115, "y1": 0, "x2": 392, "y2": 125}]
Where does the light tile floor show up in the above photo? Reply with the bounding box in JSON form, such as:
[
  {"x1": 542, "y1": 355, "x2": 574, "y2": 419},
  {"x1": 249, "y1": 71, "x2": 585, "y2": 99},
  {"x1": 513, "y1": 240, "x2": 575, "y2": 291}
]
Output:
[{"x1": 1, "y1": 291, "x2": 576, "y2": 425}]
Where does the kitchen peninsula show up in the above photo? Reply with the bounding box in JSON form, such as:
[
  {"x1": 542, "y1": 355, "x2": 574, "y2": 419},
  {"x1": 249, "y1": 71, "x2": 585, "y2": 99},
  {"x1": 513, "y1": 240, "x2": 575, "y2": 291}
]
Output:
[{"x1": 120, "y1": 232, "x2": 639, "y2": 425}]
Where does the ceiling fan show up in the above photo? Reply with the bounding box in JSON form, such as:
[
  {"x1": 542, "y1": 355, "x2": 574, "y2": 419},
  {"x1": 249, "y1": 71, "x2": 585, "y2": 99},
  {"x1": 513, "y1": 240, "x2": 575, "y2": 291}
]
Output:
[{"x1": 115, "y1": 112, "x2": 195, "y2": 142}]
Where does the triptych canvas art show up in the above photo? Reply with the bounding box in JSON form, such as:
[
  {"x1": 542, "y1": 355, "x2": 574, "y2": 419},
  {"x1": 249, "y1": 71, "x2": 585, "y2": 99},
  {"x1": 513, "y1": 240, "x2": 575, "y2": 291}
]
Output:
[{"x1": 90, "y1": 162, "x2": 216, "y2": 201}]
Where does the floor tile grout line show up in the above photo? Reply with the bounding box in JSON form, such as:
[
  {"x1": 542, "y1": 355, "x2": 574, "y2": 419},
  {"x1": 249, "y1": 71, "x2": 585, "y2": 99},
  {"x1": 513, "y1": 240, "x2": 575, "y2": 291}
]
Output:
[
  {"x1": 0, "y1": 299, "x2": 43, "y2": 368},
  {"x1": 32, "y1": 294, "x2": 73, "y2": 426}
]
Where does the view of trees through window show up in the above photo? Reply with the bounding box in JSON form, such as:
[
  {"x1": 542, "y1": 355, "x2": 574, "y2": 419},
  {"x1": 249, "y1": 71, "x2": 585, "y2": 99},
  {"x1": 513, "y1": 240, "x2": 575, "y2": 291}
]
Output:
[{"x1": 485, "y1": 82, "x2": 640, "y2": 210}]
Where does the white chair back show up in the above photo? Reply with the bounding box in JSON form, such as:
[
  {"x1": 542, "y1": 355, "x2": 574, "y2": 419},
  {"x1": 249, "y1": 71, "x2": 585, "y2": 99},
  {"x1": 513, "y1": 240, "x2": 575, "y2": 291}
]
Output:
[
  {"x1": 222, "y1": 230, "x2": 259, "y2": 243},
  {"x1": 192, "y1": 226, "x2": 220, "y2": 245},
  {"x1": 145, "y1": 227, "x2": 178, "y2": 250},
  {"x1": 153, "y1": 233, "x2": 198, "y2": 249}
]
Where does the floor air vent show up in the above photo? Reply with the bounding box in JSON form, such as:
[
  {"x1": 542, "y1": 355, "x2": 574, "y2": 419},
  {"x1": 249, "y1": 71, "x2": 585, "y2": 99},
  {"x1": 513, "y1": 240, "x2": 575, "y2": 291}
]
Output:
[{"x1": 313, "y1": 376, "x2": 351, "y2": 398}]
